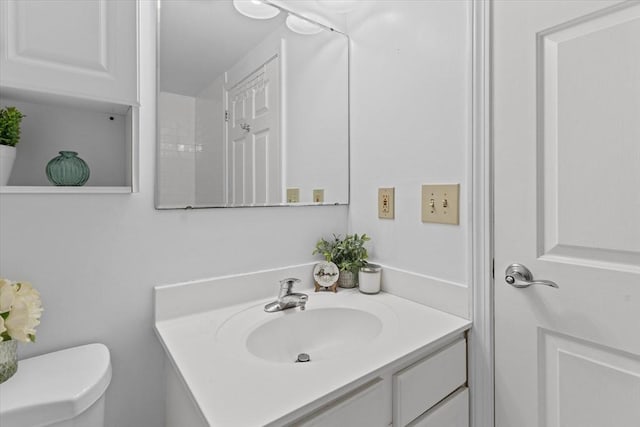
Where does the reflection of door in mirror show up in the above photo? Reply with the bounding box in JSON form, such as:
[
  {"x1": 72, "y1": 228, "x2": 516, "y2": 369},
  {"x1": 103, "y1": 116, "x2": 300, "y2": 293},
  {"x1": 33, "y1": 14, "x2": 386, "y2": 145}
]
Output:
[{"x1": 227, "y1": 57, "x2": 280, "y2": 206}]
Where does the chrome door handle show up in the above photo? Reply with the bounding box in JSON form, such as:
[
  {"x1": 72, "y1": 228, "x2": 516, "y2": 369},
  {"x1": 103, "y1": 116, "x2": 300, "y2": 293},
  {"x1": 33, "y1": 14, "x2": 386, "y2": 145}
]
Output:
[{"x1": 505, "y1": 264, "x2": 559, "y2": 289}]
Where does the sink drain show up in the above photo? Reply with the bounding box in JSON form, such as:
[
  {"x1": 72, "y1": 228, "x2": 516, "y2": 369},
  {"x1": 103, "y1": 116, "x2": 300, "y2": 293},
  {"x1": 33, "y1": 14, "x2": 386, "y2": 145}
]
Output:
[{"x1": 296, "y1": 353, "x2": 310, "y2": 363}]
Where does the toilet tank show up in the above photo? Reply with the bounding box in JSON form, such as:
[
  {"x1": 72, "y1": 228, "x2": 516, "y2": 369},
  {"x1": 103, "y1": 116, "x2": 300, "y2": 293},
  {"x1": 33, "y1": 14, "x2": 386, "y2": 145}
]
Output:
[{"x1": 0, "y1": 343, "x2": 112, "y2": 427}]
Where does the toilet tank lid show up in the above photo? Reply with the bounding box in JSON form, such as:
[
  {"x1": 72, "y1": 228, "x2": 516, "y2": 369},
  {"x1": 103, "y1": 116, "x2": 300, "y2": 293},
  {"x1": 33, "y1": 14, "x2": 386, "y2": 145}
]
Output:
[{"x1": 0, "y1": 343, "x2": 112, "y2": 427}]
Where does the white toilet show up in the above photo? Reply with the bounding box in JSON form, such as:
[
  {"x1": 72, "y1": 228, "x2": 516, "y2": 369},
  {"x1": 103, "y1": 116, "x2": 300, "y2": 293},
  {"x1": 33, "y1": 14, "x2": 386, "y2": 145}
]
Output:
[{"x1": 0, "y1": 343, "x2": 112, "y2": 427}]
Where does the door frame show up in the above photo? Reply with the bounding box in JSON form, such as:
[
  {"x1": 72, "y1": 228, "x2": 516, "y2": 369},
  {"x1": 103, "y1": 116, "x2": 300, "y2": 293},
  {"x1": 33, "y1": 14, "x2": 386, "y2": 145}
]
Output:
[{"x1": 469, "y1": 0, "x2": 494, "y2": 426}]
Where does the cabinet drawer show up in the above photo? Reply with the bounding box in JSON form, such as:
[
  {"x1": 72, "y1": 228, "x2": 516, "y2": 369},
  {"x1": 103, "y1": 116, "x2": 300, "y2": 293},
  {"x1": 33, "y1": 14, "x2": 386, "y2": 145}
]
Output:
[
  {"x1": 293, "y1": 378, "x2": 388, "y2": 427},
  {"x1": 393, "y1": 338, "x2": 466, "y2": 426},
  {"x1": 409, "y1": 387, "x2": 469, "y2": 427}
]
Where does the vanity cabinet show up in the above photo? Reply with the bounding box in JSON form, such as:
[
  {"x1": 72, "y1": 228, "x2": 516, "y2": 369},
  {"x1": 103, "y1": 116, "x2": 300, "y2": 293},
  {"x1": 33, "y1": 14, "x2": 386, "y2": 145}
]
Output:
[
  {"x1": 287, "y1": 337, "x2": 468, "y2": 427},
  {"x1": 164, "y1": 335, "x2": 468, "y2": 426},
  {"x1": 155, "y1": 283, "x2": 472, "y2": 427},
  {"x1": 0, "y1": 0, "x2": 138, "y2": 105}
]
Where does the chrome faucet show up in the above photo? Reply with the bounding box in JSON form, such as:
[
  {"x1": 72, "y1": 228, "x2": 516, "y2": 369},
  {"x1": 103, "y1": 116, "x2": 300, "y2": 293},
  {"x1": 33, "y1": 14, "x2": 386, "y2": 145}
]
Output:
[{"x1": 264, "y1": 278, "x2": 308, "y2": 312}]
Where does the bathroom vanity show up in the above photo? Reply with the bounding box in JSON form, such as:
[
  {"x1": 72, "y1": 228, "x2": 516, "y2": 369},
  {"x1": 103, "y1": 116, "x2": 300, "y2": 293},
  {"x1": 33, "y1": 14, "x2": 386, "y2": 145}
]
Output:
[{"x1": 154, "y1": 266, "x2": 471, "y2": 426}]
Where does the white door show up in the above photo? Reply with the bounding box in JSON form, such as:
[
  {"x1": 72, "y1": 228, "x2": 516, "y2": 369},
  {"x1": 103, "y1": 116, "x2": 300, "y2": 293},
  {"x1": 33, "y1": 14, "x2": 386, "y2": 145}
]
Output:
[
  {"x1": 226, "y1": 57, "x2": 281, "y2": 205},
  {"x1": 494, "y1": 1, "x2": 640, "y2": 426},
  {"x1": 227, "y1": 81, "x2": 251, "y2": 206}
]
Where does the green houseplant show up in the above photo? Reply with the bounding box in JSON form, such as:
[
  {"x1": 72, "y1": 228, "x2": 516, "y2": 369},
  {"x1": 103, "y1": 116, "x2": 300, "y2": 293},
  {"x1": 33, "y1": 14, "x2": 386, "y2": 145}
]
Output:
[
  {"x1": 0, "y1": 107, "x2": 25, "y2": 147},
  {"x1": 0, "y1": 106, "x2": 26, "y2": 186},
  {"x1": 313, "y1": 233, "x2": 371, "y2": 288}
]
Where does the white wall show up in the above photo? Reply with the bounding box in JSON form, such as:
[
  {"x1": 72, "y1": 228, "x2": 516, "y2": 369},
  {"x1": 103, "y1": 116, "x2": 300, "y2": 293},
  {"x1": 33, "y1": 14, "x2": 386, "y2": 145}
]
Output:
[
  {"x1": 0, "y1": 3, "x2": 348, "y2": 427},
  {"x1": 347, "y1": 1, "x2": 472, "y2": 287}
]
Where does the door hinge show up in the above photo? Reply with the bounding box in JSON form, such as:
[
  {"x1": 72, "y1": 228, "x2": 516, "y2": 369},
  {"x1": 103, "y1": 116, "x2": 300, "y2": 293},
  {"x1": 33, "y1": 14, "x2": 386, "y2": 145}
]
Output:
[
  {"x1": 224, "y1": 110, "x2": 229, "y2": 122},
  {"x1": 492, "y1": 258, "x2": 495, "y2": 279}
]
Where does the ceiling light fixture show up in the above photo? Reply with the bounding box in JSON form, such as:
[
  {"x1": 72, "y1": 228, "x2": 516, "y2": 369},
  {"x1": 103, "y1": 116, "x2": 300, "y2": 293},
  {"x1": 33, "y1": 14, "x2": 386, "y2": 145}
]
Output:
[
  {"x1": 233, "y1": 0, "x2": 280, "y2": 20},
  {"x1": 285, "y1": 13, "x2": 323, "y2": 35}
]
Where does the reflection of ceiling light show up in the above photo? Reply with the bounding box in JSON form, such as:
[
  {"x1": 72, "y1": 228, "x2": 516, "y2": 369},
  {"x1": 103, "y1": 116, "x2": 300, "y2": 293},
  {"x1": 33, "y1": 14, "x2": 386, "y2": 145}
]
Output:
[
  {"x1": 286, "y1": 14, "x2": 323, "y2": 35},
  {"x1": 233, "y1": 0, "x2": 280, "y2": 20},
  {"x1": 316, "y1": 0, "x2": 358, "y2": 14}
]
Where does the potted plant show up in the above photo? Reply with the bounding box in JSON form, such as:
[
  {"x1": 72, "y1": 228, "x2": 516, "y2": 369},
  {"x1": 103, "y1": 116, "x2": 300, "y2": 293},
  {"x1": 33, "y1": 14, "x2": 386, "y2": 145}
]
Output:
[
  {"x1": 313, "y1": 233, "x2": 371, "y2": 288},
  {"x1": 0, "y1": 278, "x2": 43, "y2": 383},
  {"x1": 0, "y1": 106, "x2": 26, "y2": 186}
]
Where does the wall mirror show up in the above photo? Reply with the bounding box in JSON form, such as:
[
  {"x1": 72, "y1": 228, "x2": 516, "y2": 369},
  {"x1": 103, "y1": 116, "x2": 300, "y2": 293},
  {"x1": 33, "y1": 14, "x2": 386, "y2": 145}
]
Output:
[{"x1": 156, "y1": 0, "x2": 349, "y2": 209}]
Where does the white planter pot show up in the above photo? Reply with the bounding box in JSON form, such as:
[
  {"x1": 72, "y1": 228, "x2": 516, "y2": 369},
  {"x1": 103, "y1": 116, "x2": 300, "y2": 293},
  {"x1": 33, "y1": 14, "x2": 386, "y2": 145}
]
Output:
[{"x1": 0, "y1": 145, "x2": 17, "y2": 186}]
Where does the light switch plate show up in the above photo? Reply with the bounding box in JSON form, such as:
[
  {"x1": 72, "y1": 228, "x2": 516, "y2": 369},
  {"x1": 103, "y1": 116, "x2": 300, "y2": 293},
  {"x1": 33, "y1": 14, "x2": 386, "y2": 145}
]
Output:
[
  {"x1": 313, "y1": 189, "x2": 324, "y2": 203},
  {"x1": 287, "y1": 188, "x2": 300, "y2": 203},
  {"x1": 378, "y1": 187, "x2": 395, "y2": 219},
  {"x1": 421, "y1": 184, "x2": 459, "y2": 225}
]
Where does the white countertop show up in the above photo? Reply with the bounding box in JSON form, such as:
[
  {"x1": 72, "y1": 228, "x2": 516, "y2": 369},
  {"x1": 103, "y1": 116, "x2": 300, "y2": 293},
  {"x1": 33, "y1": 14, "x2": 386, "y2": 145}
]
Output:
[{"x1": 154, "y1": 289, "x2": 471, "y2": 426}]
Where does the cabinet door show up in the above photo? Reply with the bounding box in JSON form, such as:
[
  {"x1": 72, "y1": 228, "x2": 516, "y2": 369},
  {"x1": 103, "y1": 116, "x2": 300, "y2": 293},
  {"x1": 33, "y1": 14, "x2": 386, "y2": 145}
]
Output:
[
  {"x1": 409, "y1": 388, "x2": 469, "y2": 427},
  {"x1": 0, "y1": 0, "x2": 138, "y2": 104},
  {"x1": 293, "y1": 378, "x2": 388, "y2": 427},
  {"x1": 393, "y1": 339, "x2": 467, "y2": 426}
]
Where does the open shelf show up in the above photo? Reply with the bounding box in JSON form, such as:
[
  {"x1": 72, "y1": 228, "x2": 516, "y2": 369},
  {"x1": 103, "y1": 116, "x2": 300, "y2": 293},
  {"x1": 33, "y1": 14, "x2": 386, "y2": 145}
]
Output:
[
  {"x1": 0, "y1": 186, "x2": 132, "y2": 194},
  {"x1": 0, "y1": 89, "x2": 138, "y2": 193}
]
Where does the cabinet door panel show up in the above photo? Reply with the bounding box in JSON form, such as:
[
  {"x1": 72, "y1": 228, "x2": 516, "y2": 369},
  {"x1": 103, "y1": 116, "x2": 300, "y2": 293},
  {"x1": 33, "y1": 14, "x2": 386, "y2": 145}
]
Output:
[
  {"x1": 393, "y1": 339, "x2": 466, "y2": 426},
  {"x1": 410, "y1": 388, "x2": 469, "y2": 427},
  {"x1": 294, "y1": 378, "x2": 388, "y2": 427},
  {"x1": 0, "y1": 0, "x2": 137, "y2": 104}
]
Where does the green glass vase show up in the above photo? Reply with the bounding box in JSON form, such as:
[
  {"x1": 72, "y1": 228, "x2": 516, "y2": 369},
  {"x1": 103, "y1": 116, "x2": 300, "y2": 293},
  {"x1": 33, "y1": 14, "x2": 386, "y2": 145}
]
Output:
[
  {"x1": 46, "y1": 151, "x2": 90, "y2": 186},
  {"x1": 0, "y1": 340, "x2": 17, "y2": 384}
]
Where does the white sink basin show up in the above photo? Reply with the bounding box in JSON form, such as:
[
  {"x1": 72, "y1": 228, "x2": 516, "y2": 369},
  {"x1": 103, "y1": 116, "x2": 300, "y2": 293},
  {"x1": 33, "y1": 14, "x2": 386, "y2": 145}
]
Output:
[
  {"x1": 247, "y1": 308, "x2": 382, "y2": 363},
  {"x1": 214, "y1": 293, "x2": 398, "y2": 364},
  {"x1": 155, "y1": 284, "x2": 472, "y2": 426}
]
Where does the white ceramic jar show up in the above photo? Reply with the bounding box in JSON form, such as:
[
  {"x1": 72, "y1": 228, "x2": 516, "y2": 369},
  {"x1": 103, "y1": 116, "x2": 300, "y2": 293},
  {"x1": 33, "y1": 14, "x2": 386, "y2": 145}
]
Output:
[{"x1": 359, "y1": 264, "x2": 382, "y2": 294}]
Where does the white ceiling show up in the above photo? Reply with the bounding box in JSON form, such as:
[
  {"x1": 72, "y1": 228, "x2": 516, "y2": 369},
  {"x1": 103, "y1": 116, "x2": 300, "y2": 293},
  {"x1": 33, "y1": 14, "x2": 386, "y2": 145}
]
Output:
[{"x1": 160, "y1": 0, "x2": 286, "y2": 96}]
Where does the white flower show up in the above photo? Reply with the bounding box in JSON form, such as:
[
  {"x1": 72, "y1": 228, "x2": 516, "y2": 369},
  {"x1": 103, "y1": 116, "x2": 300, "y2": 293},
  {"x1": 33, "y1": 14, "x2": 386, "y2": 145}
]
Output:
[
  {"x1": 0, "y1": 279, "x2": 43, "y2": 342},
  {"x1": 0, "y1": 278, "x2": 16, "y2": 314},
  {"x1": 5, "y1": 300, "x2": 41, "y2": 343},
  {"x1": 15, "y1": 282, "x2": 41, "y2": 307}
]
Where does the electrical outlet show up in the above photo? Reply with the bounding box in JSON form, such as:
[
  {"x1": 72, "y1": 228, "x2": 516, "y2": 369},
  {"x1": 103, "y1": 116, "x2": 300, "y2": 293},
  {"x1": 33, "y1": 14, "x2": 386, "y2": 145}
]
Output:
[
  {"x1": 378, "y1": 187, "x2": 395, "y2": 219},
  {"x1": 287, "y1": 188, "x2": 300, "y2": 203},
  {"x1": 421, "y1": 184, "x2": 459, "y2": 225},
  {"x1": 313, "y1": 189, "x2": 324, "y2": 203}
]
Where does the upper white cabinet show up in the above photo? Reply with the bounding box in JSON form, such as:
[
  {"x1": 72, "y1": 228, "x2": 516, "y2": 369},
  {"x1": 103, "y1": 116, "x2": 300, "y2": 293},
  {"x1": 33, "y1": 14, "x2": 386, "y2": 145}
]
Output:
[
  {"x1": 0, "y1": 0, "x2": 139, "y2": 193},
  {"x1": 0, "y1": 0, "x2": 138, "y2": 105}
]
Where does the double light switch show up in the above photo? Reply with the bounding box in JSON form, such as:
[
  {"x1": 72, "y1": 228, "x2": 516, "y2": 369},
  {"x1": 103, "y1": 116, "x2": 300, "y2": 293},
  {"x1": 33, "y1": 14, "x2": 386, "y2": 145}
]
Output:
[{"x1": 421, "y1": 184, "x2": 460, "y2": 225}]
